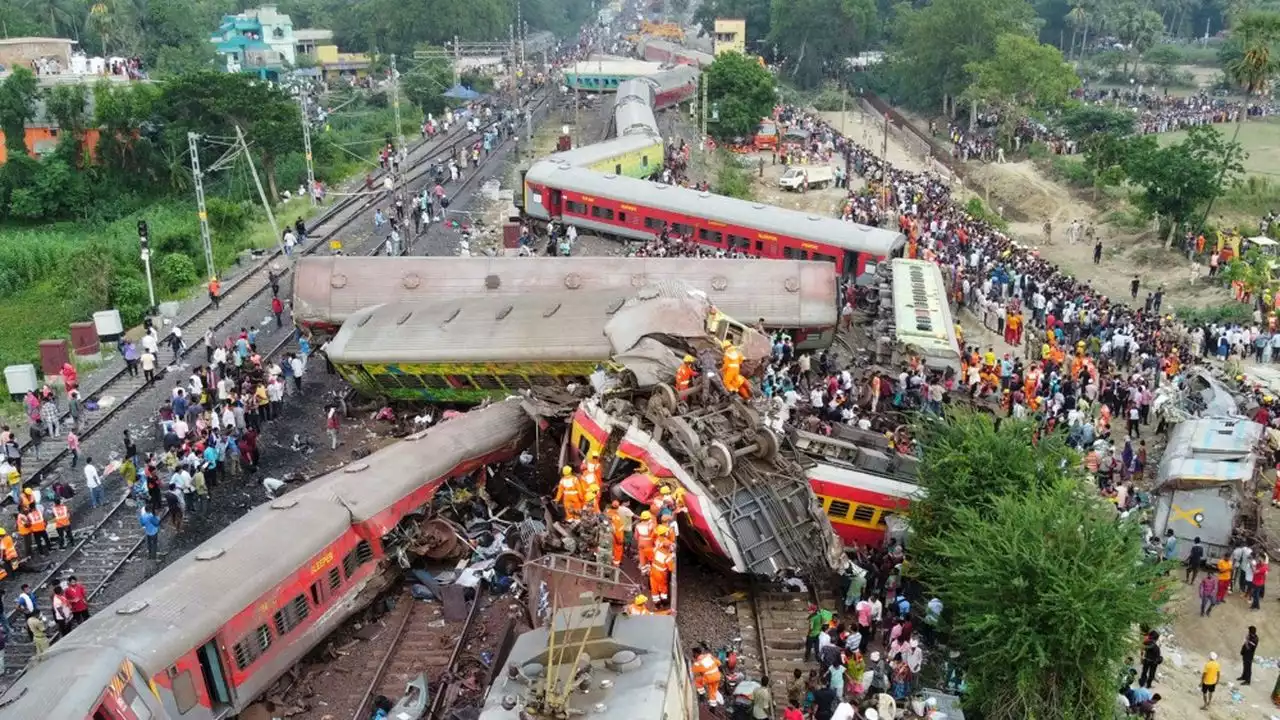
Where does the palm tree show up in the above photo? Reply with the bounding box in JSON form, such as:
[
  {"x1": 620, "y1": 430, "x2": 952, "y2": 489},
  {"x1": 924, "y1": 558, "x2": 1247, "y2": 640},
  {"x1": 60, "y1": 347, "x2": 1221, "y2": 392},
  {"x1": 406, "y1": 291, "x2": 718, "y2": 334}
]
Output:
[
  {"x1": 1201, "y1": 11, "x2": 1280, "y2": 226},
  {"x1": 1066, "y1": 3, "x2": 1088, "y2": 61}
]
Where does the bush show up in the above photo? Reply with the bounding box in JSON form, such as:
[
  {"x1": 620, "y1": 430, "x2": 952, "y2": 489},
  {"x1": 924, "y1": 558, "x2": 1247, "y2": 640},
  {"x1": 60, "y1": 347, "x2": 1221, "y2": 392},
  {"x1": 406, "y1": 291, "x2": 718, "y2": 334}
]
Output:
[
  {"x1": 112, "y1": 275, "x2": 152, "y2": 326},
  {"x1": 1047, "y1": 156, "x2": 1095, "y2": 187},
  {"x1": 714, "y1": 155, "x2": 754, "y2": 200},
  {"x1": 157, "y1": 253, "x2": 199, "y2": 293},
  {"x1": 964, "y1": 197, "x2": 1009, "y2": 231},
  {"x1": 1176, "y1": 303, "x2": 1254, "y2": 326}
]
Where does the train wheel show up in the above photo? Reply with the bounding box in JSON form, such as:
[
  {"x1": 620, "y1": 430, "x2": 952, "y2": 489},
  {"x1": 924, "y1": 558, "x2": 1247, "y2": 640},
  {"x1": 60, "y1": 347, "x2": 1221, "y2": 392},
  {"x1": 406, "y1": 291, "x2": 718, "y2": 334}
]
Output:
[
  {"x1": 703, "y1": 440, "x2": 734, "y2": 478},
  {"x1": 646, "y1": 383, "x2": 678, "y2": 420},
  {"x1": 754, "y1": 428, "x2": 779, "y2": 462},
  {"x1": 664, "y1": 416, "x2": 702, "y2": 459}
]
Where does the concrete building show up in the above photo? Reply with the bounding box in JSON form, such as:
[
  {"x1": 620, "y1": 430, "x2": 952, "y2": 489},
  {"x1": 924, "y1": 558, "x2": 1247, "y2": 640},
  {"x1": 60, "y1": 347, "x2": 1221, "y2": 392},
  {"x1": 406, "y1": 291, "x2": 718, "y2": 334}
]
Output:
[
  {"x1": 712, "y1": 19, "x2": 746, "y2": 56},
  {"x1": 0, "y1": 37, "x2": 75, "y2": 72},
  {"x1": 211, "y1": 4, "x2": 296, "y2": 79},
  {"x1": 0, "y1": 92, "x2": 101, "y2": 164},
  {"x1": 293, "y1": 28, "x2": 371, "y2": 81}
]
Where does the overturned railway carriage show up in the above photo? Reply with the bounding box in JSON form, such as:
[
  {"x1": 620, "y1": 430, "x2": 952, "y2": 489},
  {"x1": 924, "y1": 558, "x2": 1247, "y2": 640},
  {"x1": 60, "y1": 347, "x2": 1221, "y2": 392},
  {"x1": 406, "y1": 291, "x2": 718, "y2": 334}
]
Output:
[
  {"x1": 562, "y1": 60, "x2": 664, "y2": 91},
  {"x1": 292, "y1": 256, "x2": 839, "y2": 349},
  {"x1": 571, "y1": 397, "x2": 845, "y2": 576},
  {"x1": 0, "y1": 402, "x2": 533, "y2": 720},
  {"x1": 324, "y1": 283, "x2": 768, "y2": 403},
  {"x1": 523, "y1": 160, "x2": 906, "y2": 280},
  {"x1": 639, "y1": 38, "x2": 715, "y2": 67}
]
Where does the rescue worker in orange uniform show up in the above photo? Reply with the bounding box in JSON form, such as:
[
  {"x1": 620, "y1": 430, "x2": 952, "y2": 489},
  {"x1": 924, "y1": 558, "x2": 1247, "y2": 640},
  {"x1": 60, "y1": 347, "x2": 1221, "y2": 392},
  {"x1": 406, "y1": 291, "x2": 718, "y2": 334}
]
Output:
[
  {"x1": 606, "y1": 502, "x2": 626, "y2": 566},
  {"x1": 582, "y1": 487, "x2": 600, "y2": 515},
  {"x1": 626, "y1": 594, "x2": 652, "y2": 615},
  {"x1": 635, "y1": 510, "x2": 656, "y2": 572},
  {"x1": 720, "y1": 339, "x2": 749, "y2": 398},
  {"x1": 654, "y1": 522, "x2": 675, "y2": 553},
  {"x1": 553, "y1": 465, "x2": 584, "y2": 521},
  {"x1": 692, "y1": 646, "x2": 724, "y2": 707},
  {"x1": 15, "y1": 509, "x2": 30, "y2": 558},
  {"x1": 51, "y1": 496, "x2": 72, "y2": 549},
  {"x1": 26, "y1": 505, "x2": 51, "y2": 556},
  {"x1": 0, "y1": 528, "x2": 15, "y2": 580},
  {"x1": 650, "y1": 539, "x2": 673, "y2": 606},
  {"x1": 580, "y1": 450, "x2": 602, "y2": 499},
  {"x1": 675, "y1": 355, "x2": 698, "y2": 392}
]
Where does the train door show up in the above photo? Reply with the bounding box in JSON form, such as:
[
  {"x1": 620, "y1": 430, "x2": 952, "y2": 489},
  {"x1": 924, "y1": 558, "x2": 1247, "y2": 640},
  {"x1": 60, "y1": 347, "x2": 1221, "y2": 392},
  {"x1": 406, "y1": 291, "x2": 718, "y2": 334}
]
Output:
[
  {"x1": 550, "y1": 188, "x2": 562, "y2": 218},
  {"x1": 196, "y1": 640, "x2": 233, "y2": 709},
  {"x1": 843, "y1": 250, "x2": 860, "y2": 278}
]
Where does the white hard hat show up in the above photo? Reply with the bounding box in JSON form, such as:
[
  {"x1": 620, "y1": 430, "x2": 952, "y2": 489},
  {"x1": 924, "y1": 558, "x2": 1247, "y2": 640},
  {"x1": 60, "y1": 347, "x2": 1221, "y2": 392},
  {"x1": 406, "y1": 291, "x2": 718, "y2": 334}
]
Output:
[{"x1": 865, "y1": 710, "x2": 879, "y2": 720}]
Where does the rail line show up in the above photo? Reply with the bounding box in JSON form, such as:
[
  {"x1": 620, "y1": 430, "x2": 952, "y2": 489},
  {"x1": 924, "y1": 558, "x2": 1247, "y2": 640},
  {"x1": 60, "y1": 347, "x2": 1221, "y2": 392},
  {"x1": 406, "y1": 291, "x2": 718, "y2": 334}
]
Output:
[
  {"x1": 744, "y1": 581, "x2": 832, "y2": 712},
  {"x1": 0, "y1": 88, "x2": 556, "y2": 673},
  {"x1": 348, "y1": 588, "x2": 486, "y2": 720}
]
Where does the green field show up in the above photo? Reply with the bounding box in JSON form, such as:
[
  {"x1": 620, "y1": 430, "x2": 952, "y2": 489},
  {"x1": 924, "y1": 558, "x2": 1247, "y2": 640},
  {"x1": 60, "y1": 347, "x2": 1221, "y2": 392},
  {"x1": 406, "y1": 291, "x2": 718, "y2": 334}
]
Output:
[{"x1": 1158, "y1": 117, "x2": 1280, "y2": 177}]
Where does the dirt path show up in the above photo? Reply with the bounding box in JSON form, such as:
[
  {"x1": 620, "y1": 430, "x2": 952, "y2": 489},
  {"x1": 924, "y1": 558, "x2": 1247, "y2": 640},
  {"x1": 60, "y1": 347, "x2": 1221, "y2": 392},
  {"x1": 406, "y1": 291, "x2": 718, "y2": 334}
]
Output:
[{"x1": 962, "y1": 160, "x2": 1230, "y2": 312}]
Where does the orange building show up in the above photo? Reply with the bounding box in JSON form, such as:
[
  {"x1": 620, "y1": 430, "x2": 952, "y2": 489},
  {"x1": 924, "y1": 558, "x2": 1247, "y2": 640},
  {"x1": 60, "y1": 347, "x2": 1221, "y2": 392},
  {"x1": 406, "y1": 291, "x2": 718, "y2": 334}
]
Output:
[{"x1": 0, "y1": 126, "x2": 102, "y2": 164}]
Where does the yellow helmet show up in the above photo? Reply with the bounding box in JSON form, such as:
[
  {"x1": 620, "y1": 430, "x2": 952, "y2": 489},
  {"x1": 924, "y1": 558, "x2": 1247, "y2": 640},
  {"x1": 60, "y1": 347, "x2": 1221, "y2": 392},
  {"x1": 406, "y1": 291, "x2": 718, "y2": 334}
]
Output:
[
  {"x1": 660, "y1": 486, "x2": 672, "y2": 495},
  {"x1": 655, "y1": 524, "x2": 669, "y2": 535},
  {"x1": 561, "y1": 466, "x2": 573, "y2": 476},
  {"x1": 640, "y1": 511, "x2": 652, "y2": 520},
  {"x1": 721, "y1": 339, "x2": 732, "y2": 348},
  {"x1": 585, "y1": 488, "x2": 598, "y2": 498},
  {"x1": 683, "y1": 354, "x2": 695, "y2": 363},
  {"x1": 0, "y1": 528, "x2": 6, "y2": 536},
  {"x1": 633, "y1": 594, "x2": 648, "y2": 605},
  {"x1": 589, "y1": 449, "x2": 601, "y2": 459}
]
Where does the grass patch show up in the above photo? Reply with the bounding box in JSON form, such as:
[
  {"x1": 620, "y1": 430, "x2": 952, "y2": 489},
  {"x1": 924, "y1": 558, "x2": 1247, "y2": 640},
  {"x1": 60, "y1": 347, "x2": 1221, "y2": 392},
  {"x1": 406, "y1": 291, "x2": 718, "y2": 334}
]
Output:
[
  {"x1": 1149, "y1": 42, "x2": 1223, "y2": 67},
  {"x1": 714, "y1": 151, "x2": 755, "y2": 200},
  {"x1": 1216, "y1": 175, "x2": 1280, "y2": 226},
  {"x1": 1157, "y1": 118, "x2": 1280, "y2": 177},
  {"x1": 1176, "y1": 302, "x2": 1253, "y2": 325},
  {"x1": 964, "y1": 197, "x2": 1009, "y2": 231}
]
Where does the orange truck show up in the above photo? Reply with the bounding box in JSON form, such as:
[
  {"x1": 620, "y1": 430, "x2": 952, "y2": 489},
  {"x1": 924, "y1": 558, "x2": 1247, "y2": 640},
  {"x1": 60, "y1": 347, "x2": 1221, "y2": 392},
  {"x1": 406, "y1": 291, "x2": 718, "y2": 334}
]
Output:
[{"x1": 753, "y1": 119, "x2": 778, "y2": 151}]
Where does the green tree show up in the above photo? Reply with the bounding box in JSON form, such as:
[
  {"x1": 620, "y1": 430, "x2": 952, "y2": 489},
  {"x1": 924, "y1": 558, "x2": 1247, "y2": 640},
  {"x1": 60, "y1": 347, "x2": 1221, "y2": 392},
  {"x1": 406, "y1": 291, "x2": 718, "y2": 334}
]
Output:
[
  {"x1": 1123, "y1": 125, "x2": 1246, "y2": 243},
  {"x1": 157, "y1": 70, "x2": 303, "y2": 201},
  {"x1": 766, "y1": 0, "x2": 876, "y2": 88},
  {"x1": 93, "y1": 80, "x2": 163, "y2": 184},
  {"x1": 1058, "y1": 103, "x2": 1136, "y2": 140},
  {"x1": 703, "y1": 51, "x2": 776, "y2": 141},
  {"x1": 909, "y1": 411, "x2": 1166, "y2": 720},
  {"x1": 962, "y1": 33, "x2": 1079, "y2": 143},
  {"x1": 890, "y1": 0, "x2": 1038, "y2": 115},
  {"x1": 1109, "y1": 1, "x2": 1164, "y2": 73},
  {"x1": 1142, "y1": 44, "x2": 1184, "y2": 89},
  {"x1": 0, "y1": 67, "x2": 39, "y2": 159},
  {"x1": 45, "y1": 83, "x2": 90, "y2": 162},
  {"x1": 401, "y1": 49, "x2": 455, "y2": 117}
]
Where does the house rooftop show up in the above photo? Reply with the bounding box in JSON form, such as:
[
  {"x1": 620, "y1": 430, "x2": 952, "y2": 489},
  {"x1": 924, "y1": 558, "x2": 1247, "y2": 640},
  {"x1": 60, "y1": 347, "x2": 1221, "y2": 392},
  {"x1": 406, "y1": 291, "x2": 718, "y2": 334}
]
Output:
[
  {"x1": 0, "y1": 37, "x2": 76, "y2": 46},
  {"x1": 294, "y1": 29, "x2": 334, "y2": 42}
]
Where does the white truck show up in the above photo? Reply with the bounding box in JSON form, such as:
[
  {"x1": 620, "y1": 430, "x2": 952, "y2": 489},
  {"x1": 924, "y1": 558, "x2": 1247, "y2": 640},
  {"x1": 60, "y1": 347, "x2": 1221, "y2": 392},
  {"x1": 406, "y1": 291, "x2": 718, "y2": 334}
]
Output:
[{"x1": 778, "y1": 165, "x2": 834, "y2": 191}]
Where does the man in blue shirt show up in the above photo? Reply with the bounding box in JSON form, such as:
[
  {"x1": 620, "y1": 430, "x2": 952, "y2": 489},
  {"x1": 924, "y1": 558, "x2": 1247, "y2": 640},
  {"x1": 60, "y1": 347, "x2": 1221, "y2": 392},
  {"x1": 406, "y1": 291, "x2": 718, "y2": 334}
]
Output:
[{"x1": 140, "y1": 505, "x2": 162, "y2": 560}]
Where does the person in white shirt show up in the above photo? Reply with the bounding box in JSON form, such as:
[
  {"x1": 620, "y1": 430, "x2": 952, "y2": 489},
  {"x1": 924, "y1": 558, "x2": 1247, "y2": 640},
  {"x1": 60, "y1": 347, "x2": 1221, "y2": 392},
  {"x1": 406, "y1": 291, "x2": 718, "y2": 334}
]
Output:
[
  {"x1": 831, "y1": 702, "x2": 857, "y2": 720},
  {"x1": 290, "y1": 355, "x2": 305, "y2": 395},
  {"x1": 84, "y1": 459, "x2": 103, "y2": 509}
]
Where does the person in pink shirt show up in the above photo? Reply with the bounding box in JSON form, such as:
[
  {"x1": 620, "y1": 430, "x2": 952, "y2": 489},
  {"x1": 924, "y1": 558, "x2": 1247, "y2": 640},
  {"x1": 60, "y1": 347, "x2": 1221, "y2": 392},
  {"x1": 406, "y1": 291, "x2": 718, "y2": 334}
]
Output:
[{"x1": 66, "y1": 431, "x2": 80, "y2": 469}]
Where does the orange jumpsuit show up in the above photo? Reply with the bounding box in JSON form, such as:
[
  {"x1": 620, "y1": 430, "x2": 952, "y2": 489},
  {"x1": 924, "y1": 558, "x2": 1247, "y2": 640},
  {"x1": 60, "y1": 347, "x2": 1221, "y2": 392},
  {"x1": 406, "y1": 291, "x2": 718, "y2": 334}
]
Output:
[
  {"x1": 650, "y1": 545, "x2": 673, "y2": 602},
  {"x1": 607, "y1": 508, "x2": 626, "y2": 565},
  {"x1": 675, "y1": 363, "x2": 695, "y2": 391},
  {"x1": 580, "y1": 459, "x2": 602, "y2": 498},
  {"x1": 554, "y1": 475, "x2": 584, "y2": 520},
  {"x1": 694, "y1": 653, "x2": 723, "y2": 706},
  {"x1": 721, "y1": 346, "x2": 748, "y2": 398},
  {"x1": 635, "y1": 520, "x2": 656, "y2": 571}
]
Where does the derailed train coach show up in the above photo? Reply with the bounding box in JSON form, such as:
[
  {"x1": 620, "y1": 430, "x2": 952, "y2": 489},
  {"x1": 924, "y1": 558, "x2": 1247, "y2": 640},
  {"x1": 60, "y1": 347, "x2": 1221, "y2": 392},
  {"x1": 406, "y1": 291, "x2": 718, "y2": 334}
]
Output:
[
  {"x1": 291, "y1": 256, "x2": 840, "y2": 349},
  {"x1": 0, "y1": 402, "x2": 534, "y2": 720}
]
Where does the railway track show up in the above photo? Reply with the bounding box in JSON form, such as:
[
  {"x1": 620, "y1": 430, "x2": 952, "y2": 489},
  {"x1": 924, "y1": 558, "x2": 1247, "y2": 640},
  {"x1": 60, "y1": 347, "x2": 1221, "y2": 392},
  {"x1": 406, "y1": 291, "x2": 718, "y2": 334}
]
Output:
[
  {"x1": 0, "y1": 88, "x2": 555, "y2": 670},
  {"x1": 742, "y1": 582, "x2": 840, "y2": 710},
  {"x1": 350, "y1": 588, "x2": 486, "y2": 720}
]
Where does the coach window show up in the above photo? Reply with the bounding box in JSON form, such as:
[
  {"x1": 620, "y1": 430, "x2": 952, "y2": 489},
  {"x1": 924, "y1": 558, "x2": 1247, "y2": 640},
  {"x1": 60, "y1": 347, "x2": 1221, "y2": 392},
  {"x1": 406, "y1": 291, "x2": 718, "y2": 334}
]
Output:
[
  {"x1": 618, "y1": 211, "x2": 628, "y2": 223},
  {"x1": 372, "y1": 374, "x2": 403, "y2": 391},
  {"x1": 672, "y1": 222, "x2": 694, "y2": 238},
  {"x1": 729, "y1": 235, "x2": 751, "y2": 252},
  {"x1": 826, "y1": 499, "x2": 851, "y2": 520},
  {"x1": 527, "y1": 374, "x2": 562, "y2": 387},
  {"x1": 699, "y1": 229, "x2": 723, "y2": 245},
  {"x1": 878, "y1": 510, "x2": 896, "y2": 527},
  {"x1": 168, "y1": 668, "x2": 198, "y2": 714},
  {"x1": 644, "y1": 217, "x2": 664, "y2": 230},
  {"x1": 591, "y1": 206, "x2": 615, "y2": 220},
  {"x1": 470, "y1": 374, "x2": 505, "y2": 390},
  {"x1": 813, "y1": 252, "x2": 837, "y2": 264},
  {"x1": 642, "y1": 155, "x2": 649, "y2": 167},
  {"x1": 853, "y1": 505, "x2": 877, "y2": 523},
  {"x1": 783, "y1": 246, "x2": 810, "y2": 260},
  {"x1": 121, "y1": 686, "x2": 154, "y2": 720},
  {"x1": 565, "y1": 200, "x2": 588, "y2": 215}
]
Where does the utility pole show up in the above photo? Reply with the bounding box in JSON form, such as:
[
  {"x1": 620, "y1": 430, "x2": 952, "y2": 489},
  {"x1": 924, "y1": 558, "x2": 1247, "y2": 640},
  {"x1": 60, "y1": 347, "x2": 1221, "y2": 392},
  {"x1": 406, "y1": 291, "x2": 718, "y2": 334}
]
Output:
[
  {"x1": 236, "y1": 125, "x2": 284, "y2": 256},
  {"x1": 840, "y1": 87, "x2": 847, "y2": 137},
  {"x1": 187, "y1": 132, "x2": 216, "y2": 282},
  {"x1": 299, "y1": 94, "x2": 317, "y2": 206},
  {"x1": 453, "y1": 35, "x2": 461, "y2": 86},
  {"x1": 509, "y1": 24, "x2": 518, "y2": 110},
  {"x1": 390, "y1": 53, "x2": 405, "y2": 153},
  {"x1": 700, "y1": 73, "x2": 708, "y2": 152}
]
